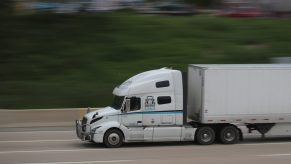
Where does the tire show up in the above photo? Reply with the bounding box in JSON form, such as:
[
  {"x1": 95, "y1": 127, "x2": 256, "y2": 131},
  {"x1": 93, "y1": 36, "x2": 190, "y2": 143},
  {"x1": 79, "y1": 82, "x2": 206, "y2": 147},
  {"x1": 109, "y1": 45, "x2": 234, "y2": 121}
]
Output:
[
  {"x1": 196, "y1": 126, "x2": 215, "y2": 145},
  {"x1": 104, "y1": 129, "x2": 123, "y2": 148},
  {"x1": 219, "y1": 126, "x2": 239, "y2": 144}
]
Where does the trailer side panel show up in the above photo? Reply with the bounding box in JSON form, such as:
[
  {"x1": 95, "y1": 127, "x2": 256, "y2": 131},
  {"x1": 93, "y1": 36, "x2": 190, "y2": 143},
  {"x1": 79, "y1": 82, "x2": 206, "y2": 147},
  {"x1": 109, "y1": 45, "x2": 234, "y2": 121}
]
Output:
[{"x1": 188, "y1": 65, "x2": 291, "y2": 124}]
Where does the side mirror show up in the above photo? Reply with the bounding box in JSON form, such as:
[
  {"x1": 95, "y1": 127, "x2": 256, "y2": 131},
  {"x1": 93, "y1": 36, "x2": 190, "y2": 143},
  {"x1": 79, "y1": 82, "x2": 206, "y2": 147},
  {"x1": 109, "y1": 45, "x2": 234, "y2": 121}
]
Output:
[{"x1": 125, "y1": 98, "x2": 131, "y2": 112}]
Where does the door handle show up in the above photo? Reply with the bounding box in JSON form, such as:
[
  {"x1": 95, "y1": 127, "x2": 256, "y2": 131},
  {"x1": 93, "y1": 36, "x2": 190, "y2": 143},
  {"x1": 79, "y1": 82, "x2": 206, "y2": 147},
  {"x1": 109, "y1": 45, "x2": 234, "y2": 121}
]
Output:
[{"x1": 137, "y1": 121, "x2": 142, "y2": 124}]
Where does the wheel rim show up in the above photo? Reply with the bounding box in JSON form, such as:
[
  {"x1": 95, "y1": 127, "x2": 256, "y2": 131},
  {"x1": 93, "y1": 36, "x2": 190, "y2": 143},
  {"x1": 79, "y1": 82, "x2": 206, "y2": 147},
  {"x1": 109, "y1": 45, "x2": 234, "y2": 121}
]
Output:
[
  {"x1": 223, "y1": 129, "x2": 235, "y2": 142},
  {"x1": 108, "y1": 133, "x2": 120, "y2": 146},
  {"x1": 200, "y1": 130, "x2": 212, "y2": 143}
]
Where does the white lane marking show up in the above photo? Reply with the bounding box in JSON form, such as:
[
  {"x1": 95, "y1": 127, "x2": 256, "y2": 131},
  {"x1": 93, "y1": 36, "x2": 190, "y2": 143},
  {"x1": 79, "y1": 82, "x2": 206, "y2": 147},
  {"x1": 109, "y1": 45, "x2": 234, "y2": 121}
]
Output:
[
  {"x1": 22, "y1": 160, "x2": 133, "y2": 164},
  {"x1": 0, "y1": 130, "x2": 74, "y2": 134},
  {"x1": 0, "y1": 139, "x2": 79, "y2": 143},
  {"x1": 0, "y1": 108, "x2": 96, "y2": 111},
  {"x1": 0, "y1": 149, "x2": 106, "y2": 154},
  {"x1": 257, "y1": 154, "x2": 291, "y2": 157}
]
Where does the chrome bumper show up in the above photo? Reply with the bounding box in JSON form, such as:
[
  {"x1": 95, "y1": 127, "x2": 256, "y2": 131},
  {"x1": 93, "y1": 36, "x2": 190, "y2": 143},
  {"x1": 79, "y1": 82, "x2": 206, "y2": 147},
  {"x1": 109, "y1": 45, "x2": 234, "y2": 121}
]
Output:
[{"x1": 75, "y1": 120, "x2": 92, "y2": 141}]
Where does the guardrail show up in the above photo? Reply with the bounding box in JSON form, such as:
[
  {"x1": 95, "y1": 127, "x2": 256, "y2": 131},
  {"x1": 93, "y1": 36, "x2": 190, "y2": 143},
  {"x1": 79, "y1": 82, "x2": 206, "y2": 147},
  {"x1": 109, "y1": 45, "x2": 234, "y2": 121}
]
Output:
[{"x1": 0, "y1": 108, "x2": 99, "y2": 128}]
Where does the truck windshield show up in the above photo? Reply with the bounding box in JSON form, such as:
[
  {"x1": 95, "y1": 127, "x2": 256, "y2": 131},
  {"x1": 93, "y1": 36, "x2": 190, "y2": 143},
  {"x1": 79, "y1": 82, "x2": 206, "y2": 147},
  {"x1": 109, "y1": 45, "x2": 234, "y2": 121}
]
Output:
[{"x1": 110, "y1": 96, "x2": 125, "y2": 110}]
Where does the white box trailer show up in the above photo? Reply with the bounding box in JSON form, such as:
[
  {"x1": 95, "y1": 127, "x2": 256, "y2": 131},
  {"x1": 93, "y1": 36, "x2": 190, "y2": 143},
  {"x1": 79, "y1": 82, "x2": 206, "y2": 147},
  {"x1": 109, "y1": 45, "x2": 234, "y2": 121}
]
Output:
[
  {"x1": 187, "y1": 64, "x2": 291, "y2": 124},
  {"x1": 186, "y1": 64, "x2": 291, "y2": 144}
]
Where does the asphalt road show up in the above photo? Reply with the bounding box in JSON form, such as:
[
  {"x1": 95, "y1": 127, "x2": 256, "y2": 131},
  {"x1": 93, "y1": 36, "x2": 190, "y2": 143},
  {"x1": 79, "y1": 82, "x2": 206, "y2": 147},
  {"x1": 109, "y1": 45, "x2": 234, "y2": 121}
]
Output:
[{"x1": 1, "y1": 127, "x2": 291, "y2": 164}]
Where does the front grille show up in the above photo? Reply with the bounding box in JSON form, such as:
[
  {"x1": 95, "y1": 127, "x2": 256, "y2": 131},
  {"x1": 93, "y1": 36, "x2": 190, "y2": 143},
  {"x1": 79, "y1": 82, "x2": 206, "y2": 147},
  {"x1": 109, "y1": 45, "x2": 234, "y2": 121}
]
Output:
[{"x1": 81, "y1": 117, "x2": 87, "y2": 131}]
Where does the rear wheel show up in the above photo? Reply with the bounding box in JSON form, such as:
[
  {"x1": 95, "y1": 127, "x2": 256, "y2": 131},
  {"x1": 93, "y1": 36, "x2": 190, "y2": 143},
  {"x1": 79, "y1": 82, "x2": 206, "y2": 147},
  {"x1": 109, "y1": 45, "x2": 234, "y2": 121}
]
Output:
[
  {"x1": 104, "y1": 129, "x2": 123, "y2": 148},
  {"x1": 219, "y1": 126, "x2": 239, "y2": 144},
  {"x1": 196, "y1": 126, "x2": 215, "y2": 145}
]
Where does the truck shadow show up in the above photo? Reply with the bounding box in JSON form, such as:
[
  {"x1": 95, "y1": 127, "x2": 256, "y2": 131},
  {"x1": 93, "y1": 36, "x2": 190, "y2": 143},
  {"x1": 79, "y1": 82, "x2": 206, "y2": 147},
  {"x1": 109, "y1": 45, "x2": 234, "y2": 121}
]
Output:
[
  {"x1": 78, "y1": 136, "x2": 291, "y2": 149},
  {"x1": 241, "y1": 135, "x2": 291, "y2": 144}
]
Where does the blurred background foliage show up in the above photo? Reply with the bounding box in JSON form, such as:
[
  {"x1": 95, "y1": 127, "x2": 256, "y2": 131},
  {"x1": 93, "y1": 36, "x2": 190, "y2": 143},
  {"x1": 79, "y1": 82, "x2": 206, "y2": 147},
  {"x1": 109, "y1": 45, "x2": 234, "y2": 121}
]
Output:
[{"x1": 1, "y1": 0, "x2": 291, "y2": 108}]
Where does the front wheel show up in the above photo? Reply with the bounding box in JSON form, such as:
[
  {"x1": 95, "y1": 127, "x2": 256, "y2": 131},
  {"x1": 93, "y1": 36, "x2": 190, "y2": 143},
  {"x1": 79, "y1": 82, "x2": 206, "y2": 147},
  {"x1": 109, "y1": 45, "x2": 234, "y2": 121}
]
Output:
[
  {"x1": 195, "y1": 126, "x2": 215, "y2": 145},
  {"x1": 104, "y1": 129, "x2": 123, "y2": 148},
  {"x1": 219, "y1": 126, "x2": 239, "y2": 144}
]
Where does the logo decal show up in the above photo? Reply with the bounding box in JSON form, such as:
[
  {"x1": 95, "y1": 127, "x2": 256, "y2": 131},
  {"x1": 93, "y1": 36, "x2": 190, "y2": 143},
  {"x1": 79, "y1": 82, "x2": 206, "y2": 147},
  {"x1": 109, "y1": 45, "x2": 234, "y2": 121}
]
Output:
[{"x1": 145, "y1": 96, "x2": 155, "y2": 111}]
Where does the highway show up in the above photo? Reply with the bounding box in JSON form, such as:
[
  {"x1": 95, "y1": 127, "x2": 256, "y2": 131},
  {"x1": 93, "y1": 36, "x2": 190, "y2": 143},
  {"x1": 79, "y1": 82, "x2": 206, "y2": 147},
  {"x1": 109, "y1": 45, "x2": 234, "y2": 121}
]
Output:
[{"x1": 1, "y1": 127, "x2": 291, "y2": 164}]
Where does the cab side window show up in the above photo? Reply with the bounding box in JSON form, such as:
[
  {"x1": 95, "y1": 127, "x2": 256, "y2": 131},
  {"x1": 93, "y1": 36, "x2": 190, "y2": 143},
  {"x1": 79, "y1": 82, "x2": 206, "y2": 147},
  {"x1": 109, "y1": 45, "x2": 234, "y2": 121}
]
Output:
[
  {"x1": 157, "y1": 96, "x2": 171, "y2": 105},
  {"x1": 156, "y1": 80, "x2": 170, "y2": 88},
  {"x1": 130, "y1": 97, "x2": 141, "y2": 111}
]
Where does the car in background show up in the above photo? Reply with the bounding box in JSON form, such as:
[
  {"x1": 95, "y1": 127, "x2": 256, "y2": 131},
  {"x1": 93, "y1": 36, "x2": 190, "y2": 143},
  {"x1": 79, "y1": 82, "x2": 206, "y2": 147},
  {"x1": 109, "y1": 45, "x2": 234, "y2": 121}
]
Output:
[
  {"x1": 141, "y1": 2, "x2": 194, "y2": 16},
  {"x1": 219, "y1": 1, "x2": 267, "y2": 17}
]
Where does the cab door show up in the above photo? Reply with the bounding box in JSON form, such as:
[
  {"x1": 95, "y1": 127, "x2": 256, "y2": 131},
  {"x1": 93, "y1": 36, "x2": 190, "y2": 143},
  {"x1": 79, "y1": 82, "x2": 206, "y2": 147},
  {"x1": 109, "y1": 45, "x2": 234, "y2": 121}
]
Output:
[
  {"x1": 121, "y1": 97, "x2": 143, "y2": 127},
  {"x1": 121, "y1": 97, "x2": 145, "y2": 141}
]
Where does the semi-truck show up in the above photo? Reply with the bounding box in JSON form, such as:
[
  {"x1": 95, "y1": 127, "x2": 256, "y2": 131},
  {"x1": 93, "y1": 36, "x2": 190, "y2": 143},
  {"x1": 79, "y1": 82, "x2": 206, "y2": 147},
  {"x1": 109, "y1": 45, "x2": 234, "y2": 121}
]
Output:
[{"x1": 76, "y1": 64, "x2": 291, "y2": 148}]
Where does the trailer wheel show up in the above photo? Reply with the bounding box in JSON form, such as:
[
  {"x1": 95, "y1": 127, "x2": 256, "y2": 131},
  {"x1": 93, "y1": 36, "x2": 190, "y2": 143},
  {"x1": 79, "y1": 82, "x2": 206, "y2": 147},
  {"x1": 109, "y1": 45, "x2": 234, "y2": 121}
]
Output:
[
  {"x1": 104, "y1": 129, "x2": 123, "y2": 148},
  {"x1": 196, "y1": 126, "x2": 215, "y2": 145},
  {"x1": 219, "y1": 126, "x2": 239, "y2": 144}
]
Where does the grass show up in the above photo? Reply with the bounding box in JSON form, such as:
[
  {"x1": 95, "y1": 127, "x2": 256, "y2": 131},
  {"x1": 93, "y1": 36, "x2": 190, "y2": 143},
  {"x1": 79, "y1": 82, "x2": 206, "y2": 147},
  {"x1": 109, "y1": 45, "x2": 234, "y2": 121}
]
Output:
[{"x1": 1, "y1": 11, "x2": 291, "y2": 109}]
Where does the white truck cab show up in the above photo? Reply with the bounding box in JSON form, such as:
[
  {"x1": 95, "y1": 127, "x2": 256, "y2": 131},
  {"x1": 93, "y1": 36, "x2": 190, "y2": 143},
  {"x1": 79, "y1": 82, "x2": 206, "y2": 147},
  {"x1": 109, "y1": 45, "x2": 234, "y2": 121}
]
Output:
[{"x1": 76, "y1": 68, "x2": 195, "y2": 147}]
